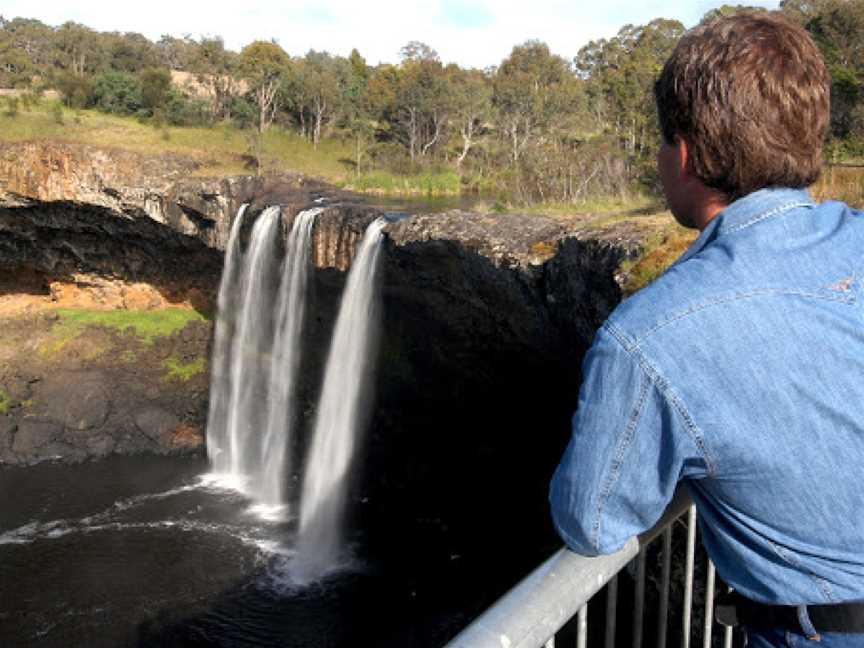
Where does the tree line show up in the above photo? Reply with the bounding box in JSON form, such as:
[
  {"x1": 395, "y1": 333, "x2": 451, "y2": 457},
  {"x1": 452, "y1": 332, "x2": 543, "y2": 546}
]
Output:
[{"x1": 1, "y1": 1, "x2": 862, "y2": 204}]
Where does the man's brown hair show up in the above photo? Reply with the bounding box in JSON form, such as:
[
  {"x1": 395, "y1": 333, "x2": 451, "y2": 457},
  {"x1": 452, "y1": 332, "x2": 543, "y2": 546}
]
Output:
[{"x1": 654, "y1": 12, "x2": 830, "y2": 201}]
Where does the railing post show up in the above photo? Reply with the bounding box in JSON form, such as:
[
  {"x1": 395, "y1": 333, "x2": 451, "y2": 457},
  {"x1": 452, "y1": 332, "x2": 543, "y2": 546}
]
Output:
[
  {"x1": 633, "y1": 552, "x2": 647, "y2": 648},
  {"x1": 605, "y1": 575, "x2": 619, "y2": 648},
  {"x1": 682, "y1": 505, "x2": 697, "y2": 648},
  {"x1": 703, "y1": 561, "x2": 716, "y2": 648},
  {"x1": 656, "y1": 527, "x2": 672, "y2": 648},
  {"x1": 444, "y1": 490, "x2": 692, "y2": 648},
  {"x1": 577, "y1": 605, "x2": 588, "y2": 648}
]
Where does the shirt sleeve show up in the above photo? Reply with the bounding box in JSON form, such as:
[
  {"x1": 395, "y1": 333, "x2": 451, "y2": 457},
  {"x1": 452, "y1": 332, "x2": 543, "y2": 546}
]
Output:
[{"x1": 549, "y1": 323, "x2": 708, "y2": 556}]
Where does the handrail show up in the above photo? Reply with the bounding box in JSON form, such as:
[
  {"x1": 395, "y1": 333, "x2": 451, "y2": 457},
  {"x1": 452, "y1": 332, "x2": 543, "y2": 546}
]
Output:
[{"x1": 445, "y1": 489, "x2": 693, "y2": 648}]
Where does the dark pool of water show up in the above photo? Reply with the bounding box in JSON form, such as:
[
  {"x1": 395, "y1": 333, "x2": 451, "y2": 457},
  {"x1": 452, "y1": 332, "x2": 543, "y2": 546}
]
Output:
[{"x1": 0, "y1": 456, "x2": 472, "y2": 647}]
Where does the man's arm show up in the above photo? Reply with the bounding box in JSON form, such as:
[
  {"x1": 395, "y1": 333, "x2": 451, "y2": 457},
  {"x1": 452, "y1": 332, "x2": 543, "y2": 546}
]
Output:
[{"x1": 549, "y1": 323, "x2": 709, "y2": 555}]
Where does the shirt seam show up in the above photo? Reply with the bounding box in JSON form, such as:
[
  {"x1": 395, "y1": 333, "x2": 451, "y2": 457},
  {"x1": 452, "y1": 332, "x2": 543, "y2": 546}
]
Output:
[
  {"x1": 721, "y1": 200, "x2": 813, "y2": 234},
  {"x1": 767, "y1": 539, "x2": 838, "y2": 603},
  {"x1": 604, "y1": 321, "x2": 718, "y2": 477},
  {"x1": 590, "y1": 370, "x2": 651, "y2": 552},
  {"x1": 633, "y1": 288, "x2": 856, "y2": 343}
]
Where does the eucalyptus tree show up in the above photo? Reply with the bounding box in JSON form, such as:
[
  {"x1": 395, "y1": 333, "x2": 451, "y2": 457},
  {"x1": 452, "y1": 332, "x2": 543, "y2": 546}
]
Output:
[
  {"x1": 447, "y1": 66, "x2": 492, "y2": 169},
  {"x1": 395, "y1": 42, "x2": 452, "y2": 162},
  {"x1": 296, "y1": 50, "x2": 350, "y2": 148},
  {"x1": 493, "y1": 40, "x2": 573, "y2": 164},
  {"x1": 192, "y1": 37, "x2": 241, "y2": 120},
  {"x1": 575, "y1": 18, "x2": 684, "y2": 155},
  {"x1": 54, "y1": 21, "x2": 102, "y2": 76},
  {"x1": 239, "y1": 40, "x2": 290, "y2": 133}
]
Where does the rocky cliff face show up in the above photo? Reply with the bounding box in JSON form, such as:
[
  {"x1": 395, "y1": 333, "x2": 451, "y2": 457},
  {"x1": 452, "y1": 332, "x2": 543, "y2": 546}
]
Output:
[
  {"x1": 0, "y1": 142, "x2": 660, "y2": 633},
  {"x1": 0, "y1": 143, "x2": 647, "y2": 494}
]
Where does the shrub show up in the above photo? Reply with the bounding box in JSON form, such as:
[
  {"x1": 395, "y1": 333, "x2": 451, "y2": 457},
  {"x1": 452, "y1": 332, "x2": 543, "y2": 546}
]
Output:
[
  {"x1": 91, "y1": 71, "x2": 143, "y2": 115},
  {"x1": 51, "y1": 103, "x2": 64, "y2": 125},
  {"x1": 3, "y1": 97, "x2": 19, "y2": 118},
  {"x1": 140, "y1": 67, "x2": 172, "y2": 115},
  {"x1": 164, "y1": 89, "x2": 214, "y2": 127},
  {"x1": 55, "y1": 71, "x2": 94, "y2": 108},
  {"x1": 230, "y1": 96, "x2": 257, "y2": 129}
]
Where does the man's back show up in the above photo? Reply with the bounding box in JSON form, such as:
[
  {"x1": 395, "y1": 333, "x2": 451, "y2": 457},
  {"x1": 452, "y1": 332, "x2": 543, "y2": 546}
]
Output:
[{"x1": 551, "y1": 187, "x2": 864, "y2": 604}]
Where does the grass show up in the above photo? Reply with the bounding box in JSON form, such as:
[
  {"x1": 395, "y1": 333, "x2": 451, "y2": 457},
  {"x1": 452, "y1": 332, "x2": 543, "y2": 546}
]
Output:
[
  {"x1": 618, "y1": 221, "x2": 698, "y2": 295},
  {"x1": 163, "y1": 356, "x2": 206, "y2": 382},
  {"x1": 812, "y1": 165, "x2": 864, "y2": 208},
  {"x1": 41, "y1": 308, "x2": 205, "y2": 356},
  {"x1": 0, "y1": 101, "x2": 353, "y2": 180},
  {"x1": 0, "y1": 388, "x2": 10, "y2": 415}
]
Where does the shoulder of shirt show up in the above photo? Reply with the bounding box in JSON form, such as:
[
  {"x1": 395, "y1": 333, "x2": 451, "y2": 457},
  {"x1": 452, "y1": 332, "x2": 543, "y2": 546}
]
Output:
[
  {"x1": 603, "y1": 198, "x2": 864, "y2": 348},
  {"x1": 603, "y1": 260, "x2": 708, "y2": 349}
]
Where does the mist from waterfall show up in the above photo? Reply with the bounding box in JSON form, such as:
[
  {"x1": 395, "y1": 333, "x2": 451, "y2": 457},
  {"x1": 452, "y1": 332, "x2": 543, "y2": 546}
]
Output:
[
  {"x1": 206, "y1": 205, "x2": 321, "y2": 518},
  {"x1": 292, "y1": 217, "x2": 387, "y2": 583}
]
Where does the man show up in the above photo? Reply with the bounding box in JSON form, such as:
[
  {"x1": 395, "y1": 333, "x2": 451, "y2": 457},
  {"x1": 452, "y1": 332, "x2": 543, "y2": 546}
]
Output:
[{"x1": 550, "y1": 13, "x2": 864, "y2": 648}]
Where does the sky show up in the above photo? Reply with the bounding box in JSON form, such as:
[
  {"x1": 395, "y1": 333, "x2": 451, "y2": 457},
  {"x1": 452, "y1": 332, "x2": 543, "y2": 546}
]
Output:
[{"x1": 2, "y1": 0, "x2": 781, "y2": 69}]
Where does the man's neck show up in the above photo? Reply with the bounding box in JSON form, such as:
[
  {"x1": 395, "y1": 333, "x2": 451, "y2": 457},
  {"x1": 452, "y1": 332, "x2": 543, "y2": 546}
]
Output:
[{"x1": 693, "y1": 198, "x2": 728, "y2": 232}]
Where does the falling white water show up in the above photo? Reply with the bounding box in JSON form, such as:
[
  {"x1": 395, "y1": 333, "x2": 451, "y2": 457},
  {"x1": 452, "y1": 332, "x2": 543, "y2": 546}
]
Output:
[
  {"x1": 206, "y1": 204, "x2": 248, "y2": 467},
  {"x1": 292, "y1": 217, "x2": 387, "y2": 583},
  {"x1": 255, "y1": 207, "x2": 323, "y2": 514},
  {"x1": 224, "y1": 206, "x2": 283, "y2": 483},
  {"x1": 206, "y1": 206, "x2": 322, "y2": 518}
]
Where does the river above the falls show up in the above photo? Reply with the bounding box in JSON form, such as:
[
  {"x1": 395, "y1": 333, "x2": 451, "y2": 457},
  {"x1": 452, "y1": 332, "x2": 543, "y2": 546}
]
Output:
[{"x1": 0, "y1": 455, "x2": 469, "y2": 647}]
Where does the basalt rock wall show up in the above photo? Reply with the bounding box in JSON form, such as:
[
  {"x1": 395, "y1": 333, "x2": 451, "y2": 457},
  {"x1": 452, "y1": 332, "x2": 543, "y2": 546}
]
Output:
[{"x1": 0, "y1": 142, "x2": 654, "y2": 641}]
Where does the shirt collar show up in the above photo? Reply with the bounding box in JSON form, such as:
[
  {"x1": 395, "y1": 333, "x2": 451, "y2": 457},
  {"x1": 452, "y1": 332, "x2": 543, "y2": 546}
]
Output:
[{"x1": 674, "y1": 187, "x2": 815, "y2": 266}]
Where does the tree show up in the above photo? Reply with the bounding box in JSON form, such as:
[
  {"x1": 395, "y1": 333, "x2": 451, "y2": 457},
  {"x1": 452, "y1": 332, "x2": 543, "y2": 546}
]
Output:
[
  {"x1": 239, "y1": 40, "x2": 290, "y2": 133},
  {"x1": 101, "y1": 32, "x2": 159, "y2": 74},
  {"x1": 700, "y1": 4, "x2": 767, "y2": 23},
  {"x1": 296, "y1": 51, "x2": 348, "y2": 148},
  {"x1": 140, "y1": 67, "x2": 172, "y2": 115},
  {"x1": 575, "y1": 19, "x2": 684, "y2": 155},
  {"x1": 448, "y1": 66, "x2": 492, "y2": 168},
  {"x1": 493, "y1": 40, "x2": 572, "y2": 163},
  {"x1": 396, "y1": 56, "x2": 452, "y2": 161},
  {"x1": 192, "y1": 37, "x2": 241, "y2": 121},
  {"x1": 91, "y1": 71, "x2": 143, "y2": 114},
  {"x1": 54, "y1": 22, "x2": 100, "y2": 76},
  {"x1": 156, "y1": 34, "x2": 197, "y2": 70},
  {"x1": 399, "y1": 41, "x2": 439, "y2": 63}
]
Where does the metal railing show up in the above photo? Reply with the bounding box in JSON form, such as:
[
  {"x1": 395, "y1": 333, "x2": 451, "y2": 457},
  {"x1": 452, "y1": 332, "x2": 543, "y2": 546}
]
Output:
[{"x1": 445, "y1": 490, "x2": 734, "y2": 648}]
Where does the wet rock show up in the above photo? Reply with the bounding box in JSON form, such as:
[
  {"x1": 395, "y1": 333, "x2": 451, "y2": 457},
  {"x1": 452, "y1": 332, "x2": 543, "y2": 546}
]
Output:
[
  {"x1": 0, "y1": 415, "x2": 16, "y2": 455},
  {"x1": 134, "y1": 407, "x2": 180, "y2": 444},
  {"x1": 85, "y1": 434, "x2": 115, "y2": 458},
  {"x1": 166, "y1": 424, "x2": 204, "y2": 451},
  {"x1": 11, "y1": 419, "x2": 62, "y2": 459},
  {"x1": 38, "y1": 376, "x2": 110, "y2": 431}
]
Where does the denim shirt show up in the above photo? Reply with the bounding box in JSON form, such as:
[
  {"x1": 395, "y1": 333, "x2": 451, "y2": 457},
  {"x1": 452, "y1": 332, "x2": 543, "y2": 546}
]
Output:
[{"x1": 549, "y1": 187, "x2": 864, "y2": 605}]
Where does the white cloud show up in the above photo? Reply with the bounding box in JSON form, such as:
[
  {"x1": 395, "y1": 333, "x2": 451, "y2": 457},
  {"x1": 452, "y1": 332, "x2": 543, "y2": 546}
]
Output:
[{"x1": 2, "y1": 0, "x2": 780, "y2": 68}]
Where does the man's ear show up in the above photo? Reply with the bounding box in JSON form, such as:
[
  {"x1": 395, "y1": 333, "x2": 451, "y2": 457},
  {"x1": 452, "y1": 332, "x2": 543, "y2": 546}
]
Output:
[{"x1": 675, "y1": 136, "x2": 692, "y2": 180}]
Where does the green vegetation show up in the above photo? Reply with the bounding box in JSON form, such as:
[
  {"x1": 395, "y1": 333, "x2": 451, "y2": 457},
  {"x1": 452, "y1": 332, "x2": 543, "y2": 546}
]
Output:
[
  {"x1": 163, "y1": 356, "x2": 206, "y2": 381},
  {"x1": 0, "y1": 104, "x2": 353, "y2": 179},
  {"x1": 619, "y1": 221, "x2": 698, "y2": 295},
  {"x1": 0, "y1": 388, "x2": 11, "y2": 415},
  {"x1": 4, "y1": 4, "x2": 864, "y2": 206},
  {"x1": 41, "y1": 308, "x2": 205, "y2": 356}
]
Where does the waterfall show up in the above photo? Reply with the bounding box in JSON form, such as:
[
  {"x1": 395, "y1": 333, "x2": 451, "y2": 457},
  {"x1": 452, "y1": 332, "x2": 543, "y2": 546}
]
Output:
[
  {"x1": 292, "y1": 217, "x2": 387, "y2": 583},
  {"x1": 254, "y1": 207, "x2": 322, "y2": 514},
  {"x1": 206, "y1": 206, "x2": 321, "y2": 518},
  {"x1": 205, "y1": 204, "x2": 248, "y2": 469},
  {"x1": 224, "y1": 206, "x2": 282, "y2": 484}
]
